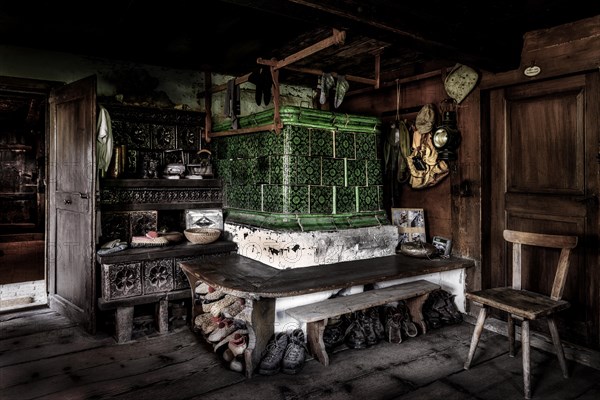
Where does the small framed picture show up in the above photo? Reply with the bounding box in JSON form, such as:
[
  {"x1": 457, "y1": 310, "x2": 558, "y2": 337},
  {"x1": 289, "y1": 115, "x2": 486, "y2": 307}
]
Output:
[{"x1": 391, "y1": 208, "x2": 426, "y2": 243}]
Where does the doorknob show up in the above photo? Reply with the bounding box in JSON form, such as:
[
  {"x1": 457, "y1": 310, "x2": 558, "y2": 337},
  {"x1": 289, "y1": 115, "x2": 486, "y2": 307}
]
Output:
[{"x1": 64, "y1": 199, "x2": 72, "y2": 205}]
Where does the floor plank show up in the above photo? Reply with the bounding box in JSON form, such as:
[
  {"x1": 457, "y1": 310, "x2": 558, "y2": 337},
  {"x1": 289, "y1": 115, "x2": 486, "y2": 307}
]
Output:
[{"x1": 1, "y1": 308, "x2": 599, "y2": 400}]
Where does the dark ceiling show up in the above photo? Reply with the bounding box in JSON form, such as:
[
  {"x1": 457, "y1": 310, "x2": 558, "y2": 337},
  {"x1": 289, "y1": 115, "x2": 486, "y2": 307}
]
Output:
[{"x1": 0, "y1": 0, "x2": 599, "y2": 89}]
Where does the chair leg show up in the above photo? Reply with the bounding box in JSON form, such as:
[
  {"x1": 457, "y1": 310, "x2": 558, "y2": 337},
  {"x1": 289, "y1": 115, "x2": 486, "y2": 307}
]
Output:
[
  {"x1": 464, "y1": 306, "x2": 487, "y2": 370},
  {"x1": 522, "y1": 320, "x2": 531, "y2": 399},
  {"x1": 547, "y1": 317, "x2": 569, "y2": 378},
  {"x1": 508, "y1": 314, "x2": 515, "y2": 357}
]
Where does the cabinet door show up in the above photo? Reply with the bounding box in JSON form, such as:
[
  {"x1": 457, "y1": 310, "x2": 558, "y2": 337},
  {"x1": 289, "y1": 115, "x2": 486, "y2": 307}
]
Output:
[{"x1": 48, "y1": 76, "x2": 97, "y2": 333}]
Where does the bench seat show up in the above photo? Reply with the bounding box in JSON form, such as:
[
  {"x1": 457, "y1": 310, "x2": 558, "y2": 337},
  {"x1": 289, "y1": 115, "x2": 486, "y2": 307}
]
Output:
[{"x1": 286, "y1": 279, "x2": 440, "y2": 366}]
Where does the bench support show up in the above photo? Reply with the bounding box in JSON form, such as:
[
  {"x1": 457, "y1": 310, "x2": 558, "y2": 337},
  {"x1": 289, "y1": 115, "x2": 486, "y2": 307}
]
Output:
[
  {"x1": 307, "y1": 318, "x2": 330, "y2": 366},
  {"x1": 404, "y1": 293, "x2": 430, "y2": 334},
  {"x1": 115, "y1": 306, "x2": 134, "y2": 343}
]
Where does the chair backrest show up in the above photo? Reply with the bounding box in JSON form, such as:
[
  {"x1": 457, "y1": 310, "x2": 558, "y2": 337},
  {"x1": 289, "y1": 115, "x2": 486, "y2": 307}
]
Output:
[{"x1": 503, "y1": 229, "x2": 578, "y2": 300}]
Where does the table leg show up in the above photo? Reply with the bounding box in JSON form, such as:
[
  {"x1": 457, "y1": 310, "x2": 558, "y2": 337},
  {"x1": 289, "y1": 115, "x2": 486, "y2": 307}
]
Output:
[{"x1": 244, "y1": 298, "x2": 275, "y2": 378}]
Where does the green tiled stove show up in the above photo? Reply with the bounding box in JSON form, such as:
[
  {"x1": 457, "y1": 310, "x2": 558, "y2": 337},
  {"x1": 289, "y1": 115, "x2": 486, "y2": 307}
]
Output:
[{"x1": 212, "y1": 106, "x2": 387, "y2": 231}]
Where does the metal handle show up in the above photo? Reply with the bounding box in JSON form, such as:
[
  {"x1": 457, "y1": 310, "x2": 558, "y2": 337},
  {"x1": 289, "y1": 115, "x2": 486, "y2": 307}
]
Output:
[
  {"x1": 79, "y1": 192, "x2": 89, "y2": 199},
  {"x1": 64, "y1": 199, "x2": 72, "y2": 205}
]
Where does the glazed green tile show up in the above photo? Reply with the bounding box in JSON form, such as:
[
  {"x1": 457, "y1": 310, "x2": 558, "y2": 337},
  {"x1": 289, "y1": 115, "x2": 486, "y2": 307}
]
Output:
[
  {"x1": 215, "y1": 159, "x2": 231, "y2": 184},
  {"x1": 285, "y1": 155, "x2": 298, "y2": 185},
  {"x1": 335, "y1": 186, "x2": 356, "y2": 214},
  {"x1": 346, "y1": 159, "x2": 367, "y2": 187},
  {"x1": 355, "y1": 132, "x2": 378, "y2": 160},
  {"x1": 285, "y1": 125, "x2": 309, "y2": 156},
  {"x1": 246, "y1": 158, "x2": 258, "y2": 185},
  {"x1": 309, "y1": 186, "x2": 333, "y2": 214},
  {"x1": 246, "y1": 184, "x2": 261, "y2": 211},
  {"x1": 245, "y1": 133, "x2": 260, "y2": 159},
  {"x1": 264, "y1": 131, "x2": 285, "y2": 156},
  {"x1": 358, "y1": 186, "x2": 379, "y2": 212},
  {"x1": 224, "y1": 184, "x2": 237, "y2": 208},
  {"x1": 255, "y1": 156, "x2": 270, "y2": 184},
  {"x1": 297, "y1": 156, "x2": 321, "y2": 185},
  {"x1": 309, "y1": 129, "x2": 333, "y2": 157},
  {"x1": 366, "y1": 159, "x2": 383, "y2": 185},
  {"x1": 237, "y1": 135, "x2": 252, "y2": 159},
  {"x1": 270, "y1": 156, "x2": 284, "y2": 185},
  {"x1": 263, "y1": 185, "x2": 283, "y2": 213},
  {"x1": 231, "y1": 159, "x2": 249, "y2": 185},
  {"x1": 286, "y1": 185, "x2": 309, "y2": 213},
  {"x1": 335, "y1": 131, "x2": 356, "y2": 159},
  {"x1": 255, "y1": 132, "x2": 269, "y2": 158},
  {"x1": 322, "y1": 158, "x2": 345, "y2": 187}
]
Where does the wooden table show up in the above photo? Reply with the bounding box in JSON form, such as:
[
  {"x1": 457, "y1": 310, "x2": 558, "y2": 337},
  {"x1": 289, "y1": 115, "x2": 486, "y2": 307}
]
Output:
[{"x1": 179, "y1": 253, "x2": 474, "y2": 377}]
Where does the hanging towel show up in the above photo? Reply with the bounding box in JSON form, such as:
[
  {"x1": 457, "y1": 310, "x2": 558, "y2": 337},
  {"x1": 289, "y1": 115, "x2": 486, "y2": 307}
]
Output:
[{"x1": 96, "y1": 105, "x2": 113, "y2": 174}]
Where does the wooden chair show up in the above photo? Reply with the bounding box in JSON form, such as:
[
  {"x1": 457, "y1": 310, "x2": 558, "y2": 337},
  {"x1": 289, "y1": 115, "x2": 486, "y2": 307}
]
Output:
[{"x1": 463, "y1": 229, "x2": 578, "y2": 399}]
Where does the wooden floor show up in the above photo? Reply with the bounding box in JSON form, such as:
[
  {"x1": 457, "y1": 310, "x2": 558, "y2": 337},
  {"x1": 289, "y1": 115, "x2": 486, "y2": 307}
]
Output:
[{"x1": 1, "y1": 307, "x2": 599, "y2": 400}]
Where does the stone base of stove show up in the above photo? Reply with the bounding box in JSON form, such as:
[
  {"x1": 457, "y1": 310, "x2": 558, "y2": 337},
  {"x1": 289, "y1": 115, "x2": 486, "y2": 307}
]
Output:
[
  {"x1": 224, "y1": 222, "x2": 399, "y2": 270},
  {"x1": 223, "y1": 222, "x2": 400, "y2": 332}
]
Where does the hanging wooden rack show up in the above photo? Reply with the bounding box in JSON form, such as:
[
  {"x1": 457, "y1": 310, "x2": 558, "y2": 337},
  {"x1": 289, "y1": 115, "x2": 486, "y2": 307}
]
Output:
[{"x1": 204, "y1": 28, "x2": 381, "y2": 142}]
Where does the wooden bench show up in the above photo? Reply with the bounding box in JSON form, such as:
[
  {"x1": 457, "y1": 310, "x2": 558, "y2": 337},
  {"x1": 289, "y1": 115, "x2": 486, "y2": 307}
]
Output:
[
  {"x1": 179, "y1": 253, "x2": 473, "y2": 377},
  {"x1": 286, "y1": 279, "x2": 440, "y2": 366}
]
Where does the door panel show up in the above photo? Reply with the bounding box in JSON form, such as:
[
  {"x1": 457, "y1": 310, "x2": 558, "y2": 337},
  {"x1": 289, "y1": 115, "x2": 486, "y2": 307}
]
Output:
[
  {"x1": 48, "y1": 76, "x2": 96, "y2": 333},
  {"x1": 489, "y1": 72, "x2": 599, "y2": 348}
]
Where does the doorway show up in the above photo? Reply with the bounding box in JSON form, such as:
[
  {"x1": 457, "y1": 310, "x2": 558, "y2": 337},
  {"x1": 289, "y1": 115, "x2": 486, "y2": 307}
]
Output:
[{"x1": 0, "y1": 77, "x2": 57, "y2": 311}]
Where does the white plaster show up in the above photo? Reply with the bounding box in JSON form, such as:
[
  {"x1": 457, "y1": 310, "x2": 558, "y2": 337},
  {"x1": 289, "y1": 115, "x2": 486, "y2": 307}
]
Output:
[
  {"x1": 372, "y1": 268, "x2": 467, "y2": 313},
  {"x1": 225, "y1": 223, "x2": 399, "y2": 269}
]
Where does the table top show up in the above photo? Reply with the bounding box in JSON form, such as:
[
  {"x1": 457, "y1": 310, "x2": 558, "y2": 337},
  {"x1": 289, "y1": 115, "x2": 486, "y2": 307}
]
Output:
[{"x1": 179, "y1": 253, "x2": 474, "y2": 299}]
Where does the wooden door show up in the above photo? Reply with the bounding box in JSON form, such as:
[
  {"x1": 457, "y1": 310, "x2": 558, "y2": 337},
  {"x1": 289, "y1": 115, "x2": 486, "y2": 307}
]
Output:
[
  {"x1": 489, "y1": 72, "x2": 599, "y2": 348},
  {"x1": 47, "y1": 76, "x2": 97, "y2": 333}
]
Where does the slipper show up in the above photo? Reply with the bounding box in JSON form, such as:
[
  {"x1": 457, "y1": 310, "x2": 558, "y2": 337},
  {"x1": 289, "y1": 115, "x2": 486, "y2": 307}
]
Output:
[
  {"x1": 261, "y1": 67, "x2": 273, "y2": 106},
  {"x1": 319, "y1": 73, "x2": 335, "y2": 105},
  {"x1": 334, "y1": 75, "x2": 349, "y2": 108},
  {"x1": 248, "y1": 68, "x2": 263, "y2": 106}
]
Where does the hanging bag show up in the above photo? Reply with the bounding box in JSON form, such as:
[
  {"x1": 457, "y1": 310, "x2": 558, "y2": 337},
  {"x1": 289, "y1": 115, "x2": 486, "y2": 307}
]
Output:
[{"x1": 408, "y1": 105, "x2": 450, "y2": 189}]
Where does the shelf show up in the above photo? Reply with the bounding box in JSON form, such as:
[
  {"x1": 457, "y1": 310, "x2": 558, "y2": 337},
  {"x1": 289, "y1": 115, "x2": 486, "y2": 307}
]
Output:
[{"x1": 96, "y1": 239, "x2": 238, "y2": 264}]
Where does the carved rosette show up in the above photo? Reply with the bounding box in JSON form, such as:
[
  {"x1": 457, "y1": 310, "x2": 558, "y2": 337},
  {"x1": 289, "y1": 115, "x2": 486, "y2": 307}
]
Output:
[
  {"x1": 144, "y1": 259, "x2": 174, "y2": 294},
  {"x1": 103, "y1": 263, "x2": 142, "y2": 300}
]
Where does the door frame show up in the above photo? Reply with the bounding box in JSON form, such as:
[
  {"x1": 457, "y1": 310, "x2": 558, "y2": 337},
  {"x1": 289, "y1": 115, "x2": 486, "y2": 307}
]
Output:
[{"x1": 0, "y1": 76, "x2": 63, "y2": 303}]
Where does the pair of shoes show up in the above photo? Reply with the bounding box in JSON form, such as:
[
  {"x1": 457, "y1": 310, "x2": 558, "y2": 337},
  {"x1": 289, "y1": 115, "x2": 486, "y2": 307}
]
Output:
[
  {"x1": 210, "y1": 295, "x2": 238, "y2": 317},
  {"x1": 195, "y1": 282, "x2": 211, "y2": 295},
  {"x1": 323, "y1": 318, "x2": 346, "y2": 350},
  {"x1": 214, "y1": 329, "x2": 248, "y2": 353},
  {"x1": 334, "y1": 75, "x2": 349, "y2": 108},
  {"x1": 258, "y1": 332, "x2": 289, "y2": 375},
  {"x1": 199, "y1": 315, "x2": 223, "y2": 335},
  {"x1": 397, "y1": 301, "x2": 418, "y2": 338},
  {"x1": 208, "y1": 318, "x2": 238, "y2": 342},
  {"x1": 383, "y1": 305, "x2": 403, "y2": 344},
  {"x1": 281, "y1": 329, "x2": 307, "y2": 374},
  {"x1": 248, "y1": 67, "x2": 273, "y2": 106},
  {"x1": 366, "y1": 307, "x2": 386, "y2": 342},
  {"x1": 423, "y1": 289, "x2": 463, "y2": 329},
  {"x1": 343, "y1": 312, "x2": 367, "y2": 349},
  {"x1": 357, "y1": 310, "x2": 379, "y2": 346},
  {"x1": 222, "y1": 298, "x2": 245, "y2": 319}
]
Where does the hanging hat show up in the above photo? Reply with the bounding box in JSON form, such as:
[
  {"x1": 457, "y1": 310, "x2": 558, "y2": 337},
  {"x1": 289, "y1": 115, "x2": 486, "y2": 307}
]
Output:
[
  {"x1": 444, "y1": 63, "x2": 479, "y2": 104},
  {"x1": 415, "y1": 104, "x2": 436, "y2": 134}
]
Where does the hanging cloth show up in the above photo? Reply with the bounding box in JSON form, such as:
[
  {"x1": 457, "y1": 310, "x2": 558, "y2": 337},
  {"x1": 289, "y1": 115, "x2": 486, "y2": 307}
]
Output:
[
  {"x1": 224, "y1": 78, "x2": 240, "y2": 129},
  {"x1": 96, "y1": 105, "x2": 113, "y2": 175}
]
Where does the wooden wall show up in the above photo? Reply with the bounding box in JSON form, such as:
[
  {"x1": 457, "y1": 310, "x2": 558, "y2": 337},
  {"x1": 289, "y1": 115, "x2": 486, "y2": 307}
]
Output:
[{"x1": 341, "y1": 72, "x2": 483, "y2": 288}]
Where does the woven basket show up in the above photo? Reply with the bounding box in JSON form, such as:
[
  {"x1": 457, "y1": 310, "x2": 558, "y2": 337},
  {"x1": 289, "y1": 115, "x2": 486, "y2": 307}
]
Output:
[{"x1": 184, "y1": 228, "x2": 221, "y2": 244}]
